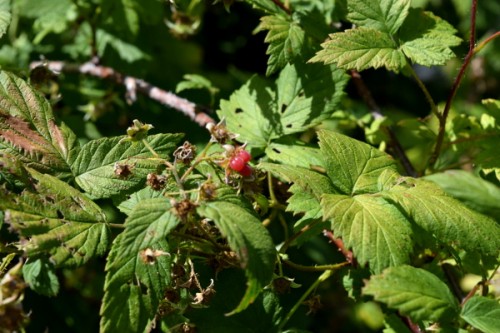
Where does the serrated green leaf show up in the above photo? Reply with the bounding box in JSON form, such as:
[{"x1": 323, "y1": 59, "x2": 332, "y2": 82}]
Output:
[
  {"x1": 399, "y1": 9, "x2": 462, "y2": 67},
  {"x1": 0, "y1": 0, "x2": 11, "y2": 38},
  {"x1": 318, "y1": 129, "x2": 399, "y2": 195},
  {"x1": 381, "y1": 177, "x2": 500, "y2": 256},
  {"x1": 197, "y1": 201, "x2": 275, "y2": 315},
  {"x1": 265, "y1": 143, "x2": 324, "y2": 168},
  {"x1": 0, "y1": 71, "x2": 80, "y2": 179},
  {"x1": 461, "y1": 296, "x2": 500, "y2": 333},
  {"x1": 72, "y1": 133, "x2": 182, "y2": 199},
  {"x1": 259, "y1": 162, "x2": 336, "y2": 200},
  {"x1": 217, "y1": 75, "x2": 275, "y2": 148},
  {"x1": 1, "y1": 168, "x2": 109, "y2": 267},
  {"x1": 101, "y1": 198, "x2": 178, "y2": 333},
  {"x1": 276, "y1": 63, "x2": 348, "y2": 134},
  {"x1": 347, "y1": 0, "x2": 411, "y2": 34},
  {"x1": 256, "y1": 15, "x2": 306, "y2": 76},
  {"x1": 322, "y1": 194, "x2": 412, "y2": 273},
  {"x1": 309, "y1": 28, "x2": 406, "y2": 72},
  {"x1": 425, "y1": 170, "x2": 500, "y2": 218},
  {"x1": 176, "y1": 74, "x2": 217, "y2": 94},
  {"x1": 363, "y1": 265, "x2": 459, "y2": 322},
  {"x1": 218, "y1": 64, "x2": 347, "y2": 149},
  {"x1": 22, "y1": 258, "x2": 59, "y2": 297},
  {"x1": 117, "y1": 186, "x2": 170, "y2": 215}
]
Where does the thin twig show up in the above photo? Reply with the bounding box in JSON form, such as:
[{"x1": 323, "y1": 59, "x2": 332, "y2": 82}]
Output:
[
  {"x1": 350, "y1": 70, "x2": 418, "y2": 177},
  {"x1": 474, "y1": 31, "x2": 500, "y2": 55},
  {"x1": 271, "y1": 0, "x2": 291, "y2": 14},
  {"x1": 29, "y1": 60, "x2": 216, "y2": 127},
  {"x1": 428, "y1": 0, "x2": 478, "y2": 168},
  {"x1": 323, "y1": 230, "x2": 357, "y2": 266},
  {"x1": 282, "y1": 259, "x2": 349, "y2": 272}
]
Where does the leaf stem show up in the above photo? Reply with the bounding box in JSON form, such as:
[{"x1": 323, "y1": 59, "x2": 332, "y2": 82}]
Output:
[
  {"x1": 428, "y1": 0, "x2": 478, "y2": 169},
  {"x1": 278, "y1": 269, "x2": 333, "y2": 331},
  {"x1": 180, "y1": 141, "x2": 213, "y2": 182},
  {"x1": 108, "y1": 223, "x2": 125, "y2": 229},
  {"x1": 405, "y1": 64, "x2": 440, "y2": 119},
  {"x1": 474, "y1": 31, "x2": 500, "y2": 55},
  {"x1": 141, "y1": 139, "x2": 160, "y2": 158},
  {"x1": 282, "y1": 259, "x2": 349, "y2": 272},
  {"x1": 165, "y1": 160, "x2": 186, "y2": 198}
]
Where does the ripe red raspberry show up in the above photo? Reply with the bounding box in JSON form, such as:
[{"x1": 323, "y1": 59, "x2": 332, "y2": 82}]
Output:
[
  {"x1": 238, "y1": 164, "x2": 253, "y2": 177},
  {"x1": 237, "y1": 149, "x2": 251, "y2": 163},
  {"x1": 229, "y1": 156, "x2": 245, "y2": 172}
]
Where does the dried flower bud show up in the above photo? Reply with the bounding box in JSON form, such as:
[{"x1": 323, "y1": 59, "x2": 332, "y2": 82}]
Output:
[
  {"x1": 173, "y1": 141, "x2": 197, "y2": 164},
  {"x1": 114, "y1": 163, "x2": 133, "y2": 178},
  {"x1": 207, "y1": 119, "x2": 237, "y2": 143},
  {"x1": 147, "y1": 173, "x2": 167, "y2": 191}
]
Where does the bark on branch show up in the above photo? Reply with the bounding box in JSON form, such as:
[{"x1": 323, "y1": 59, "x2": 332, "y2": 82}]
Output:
[{"x1": 29, "y1": 60, "x2": 216, "y2": 127}]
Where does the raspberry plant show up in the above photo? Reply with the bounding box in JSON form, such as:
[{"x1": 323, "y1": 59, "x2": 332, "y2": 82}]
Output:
[{"x1": 1, "y1": 0, "x2": 500, "y2": 332}]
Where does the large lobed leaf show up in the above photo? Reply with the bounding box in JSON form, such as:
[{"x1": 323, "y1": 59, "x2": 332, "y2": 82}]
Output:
[
  {"x1": 100, "y1": 198, "x2": 179, "y2": 333},
  {"x1": 363, "y1": 265, "x2": 459, "y2": 322},
  {"x1": 461, "y1": 296, "x2": 500, "y2": 333},
  {"x1": 0, "y1": 0, "x2": 11, "y2": 38},
  {"x1": 256, "y1": 15, "x2": 306, "y2": 76},
  {"x1": 197, "y1": 201, "x2": 276, "y2": 315},
  {"x1": 380, "y1": 175, "x2": 500, "y2": 257},
  {"x1": 0, "y1": 71, "x2": 79, "y2": 179},
  {"x1": 347, "y1": 0, "x2": 411, "y2": 35},
  {"x1": 317, "y1": 129, "x2": 398, "y2": 195},
  {"x1": 322, "y1": 194, "x2": 412, "y2": 273},
  {"x1": 218, "y1": 64, "x2": 347, "y2": 149},
  {"x1": 1, "y1": 168, "x2": 109, "y2": 267},
  {"x1": 72, "y1": 133, "x2": 182, "y2": 199}
]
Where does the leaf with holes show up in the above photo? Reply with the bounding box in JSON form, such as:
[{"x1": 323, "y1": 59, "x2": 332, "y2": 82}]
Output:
[
  {"x1": 72, "y1": 133, "x2": 182, "y2": 199},
  {"x1": 0, "y1": 71, "x2": 80, "y2": 179},
  {"x1": 0, "y1": 168, "x2": 109, "y2": 267},
  {"x1": 363, "y1": 265, "x2": 460, "y2": 322},
  {"x1": 197, "y1": 200, "x2": 275, "y2": 315},
  {"x1": 101, "y1": 198, "x2": 179, "y2": 333},
  {"x1": 322, "y1": 194, "x2": 413, "y2": 273}
]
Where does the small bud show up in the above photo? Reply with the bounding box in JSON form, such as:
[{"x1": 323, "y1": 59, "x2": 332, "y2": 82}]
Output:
[{"x1": 120, "y1": 119, "x2": 153, "y2": 143}]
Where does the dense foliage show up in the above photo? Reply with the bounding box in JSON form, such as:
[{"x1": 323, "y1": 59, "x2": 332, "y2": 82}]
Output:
[{"x1": 1, "y1": 0, "x2": 499, "y2": 332}]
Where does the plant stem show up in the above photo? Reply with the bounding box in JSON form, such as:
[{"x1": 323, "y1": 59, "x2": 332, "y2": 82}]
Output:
[
  {"x1": 406, "y1": 64, "x2": 440, "y2": 119},
  {"x1": 142, "y1": 139, "x2": 160, "y2": 158},
  {"x1": 428, "y1": 0, "x2": 478, "y2": 169},
  {"x1": 165, "y1": 160, "x2": 186, "y2": 197},
  {"x1": 278, "y1": 270, "x2": 333, "y2": 331},
  {"x1": 180, "y1": 141, "x2": 214, "y2": 182},
  {"x1": 283, "y1": 259, "x2": 349, "y2": 272},
  {"x1": 108, "y1": 223, "x2": 125, "y2": 229},
  {"x1": 271, "y1": 0, "x2": 291, "y2": 14},
  {"x1": 474, "y1": 31, "x2": 500, "y2": 55}
]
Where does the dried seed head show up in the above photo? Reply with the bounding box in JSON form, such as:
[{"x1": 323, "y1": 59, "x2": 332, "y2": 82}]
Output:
[
  {"x1": 147, "y1": 173, "x2": 167, "y2": 191},
  {"x1": 139, "y1": 248, "x2": 170, "y2": 265},
  {"x1": 173, "y1": 141, "x2": 197, "y2": 164},
  {"x1": 207, "y1": 119, "x2": 237, "y2": 143},
  {"x1": 114, "y1": 163, "x2": 133, "y2": 178},
  {"x1": 171, "y1": 198, "x2": 198, "y2": 220}
]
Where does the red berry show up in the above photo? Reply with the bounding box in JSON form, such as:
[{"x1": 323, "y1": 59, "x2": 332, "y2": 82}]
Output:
[
  {"x1": 229, "y1": 156, "x2": 245, "y2": 172},
  {"x1": 238, "y1": 164, "x2": 253, "y2": 177},
  {"x1": 237, "y1": 149, "x2": 251, "y2": 163}
]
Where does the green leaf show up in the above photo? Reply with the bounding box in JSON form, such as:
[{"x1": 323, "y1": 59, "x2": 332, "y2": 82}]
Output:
[
  {"x1": 217, "y1": 75, "x2": 275, "y2": 148},
  {"x1": 461, "y1": 296, "x2": 500, "y2": 333},
  {"x1": 318, "y1": 129, "x2": 399, "y2": 195},
  {"x1": 256, "y1": 15, "x2": 306, "y2": 76},
  {"x1": 347, "y1": 0, "x2": 411, "y2": 34},
  {"x1": 381, "y1": 177, "x2": 500, "y2": 256},
  {"x1": 322, "y1": 194, "x2": 412, "y2": 273},
  {"x1": 97, "y1": 28, "x2": 148, "y2": 62},
  {"x1": 276, "y1": 63, "x2": 348, "y2": 135},
  {"x1": 0, "y1": 0, "x2": 11, "y2": 38},
  {"x1": 265, "y1": 143, "x2": 325, "y2": 169},
  {"x1": 425, "y1": 170, "x2": 500, "y2": 218},
  {"x1": 218, "y1": 64, "x2": 347, "y2": 149},
  {"x1": 244, "y1": 0, "x2": 284, "y2": 14},
  {"x1": 1, "y1": 168, "x2": 109, "y2": 267},
  {"x1": 399, "y1": 9, "x2": 462, "y2": 67},
  {"x1": 72, "y1": 133, "x2": 182, "y2": 199},
  {"x1": 101, "y1": 198, "x2": 178, "y2": 333},
  {"x1": 309, "y1": 28, "x2": 407, "y2": 72},
  {"x1": 117, "y1": 186, "x2": 171, "y2": 216},
  {"x1": 363, "y1": 265, "x2": 460, "y2": 322},
  {"x1": 102, "y1": 0, "x2": 140, "y2": 36},
  {"x1": 22, "y1": 258, "x2": 59, "y2": 297},
  {"x1": 0, "y1": 71, "x2": 79, "y2": 179},
  {"x1": 197, "y1": 201, "x2": 276, "y2": 315}
]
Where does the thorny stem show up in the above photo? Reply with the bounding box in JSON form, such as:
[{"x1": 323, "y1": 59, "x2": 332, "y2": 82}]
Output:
[
  {"x1": 350, "y1": 70, "x2": 418, "y2": 177},
  {"x1": 429, "y1": 0, "x2": 478, "y2": 169},
  {"x1": 29, "y1": 60, "x2": 216, "y2": 127},
  {"x1": 278, "y1": 270, "x2": 333, "y2": 331},
  {"x1": 406, "y1": 64, "x2": 440, "y2": 119},
  {"x1": 473, "y1": 31, "x2": 500, "y2": 55}
]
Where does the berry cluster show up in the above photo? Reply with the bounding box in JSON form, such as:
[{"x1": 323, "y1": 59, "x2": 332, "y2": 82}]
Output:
[{"x1": 229, "y1": 149, "x2": 252, "y2": 177}]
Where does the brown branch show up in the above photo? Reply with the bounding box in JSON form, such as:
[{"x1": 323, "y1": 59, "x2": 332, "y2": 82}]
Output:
[
  {"x1": 350, "y1": 70, "x2": 418, "y2": 177},
  {"x1": 271, "y1": 0, "x2": 291, "y2": 15},
  {"x1": 29, "y1": 60, "x2": 216, "y2": 128},
  {"x1": 428, "y1": 0, "x2": 477, "y2": 168},
  {"x1": 323, "y1": 230, "x2": 357, "y2": 267}
]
